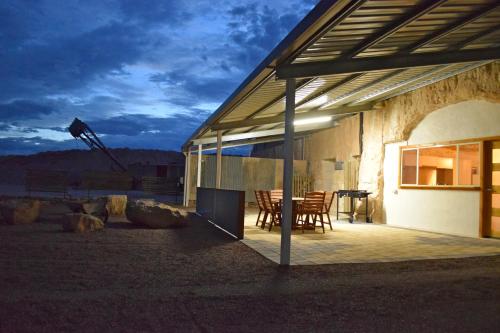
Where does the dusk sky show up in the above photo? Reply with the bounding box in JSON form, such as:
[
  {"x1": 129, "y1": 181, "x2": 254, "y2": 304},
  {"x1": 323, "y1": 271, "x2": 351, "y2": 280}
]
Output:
[{"x1": 0, "y1": 0, "x2": 319, "y2": 155}]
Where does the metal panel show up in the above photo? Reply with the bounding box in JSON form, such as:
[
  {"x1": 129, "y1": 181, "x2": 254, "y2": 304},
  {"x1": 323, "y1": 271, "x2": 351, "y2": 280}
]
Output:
[{"x1": 196, "y1": 187, "x2": 245, "y2": 239}]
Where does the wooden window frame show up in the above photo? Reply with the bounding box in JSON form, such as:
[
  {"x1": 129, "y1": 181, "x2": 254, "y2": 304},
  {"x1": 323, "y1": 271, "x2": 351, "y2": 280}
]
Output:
[{"x1": 399, "y1": 138, "x2": 483, "y2": 191}]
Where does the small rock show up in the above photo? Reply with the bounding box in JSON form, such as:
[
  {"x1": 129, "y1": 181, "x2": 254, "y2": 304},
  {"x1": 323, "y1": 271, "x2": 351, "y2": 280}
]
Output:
[
  {"x1": 126, "y1": 200, "x2": 188, "y2": 229},
  {"x1": 61, "y1": 198, "x2": 109, "y2": 222},
  {"x1": 81, "y1": 197, "x2": 109, "y2": 223},
  {"x1": 62, "y1": 213, "x2": 104, "y2": 233},
  {"x1": 0, "y1": 199, "x2": 41, "y2": 225}
]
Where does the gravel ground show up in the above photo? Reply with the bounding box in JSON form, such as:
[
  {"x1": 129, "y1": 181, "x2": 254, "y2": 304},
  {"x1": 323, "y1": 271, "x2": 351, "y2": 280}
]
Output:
[{"x1": 1, "y1": 217, "x2": 499, "y2": 332}]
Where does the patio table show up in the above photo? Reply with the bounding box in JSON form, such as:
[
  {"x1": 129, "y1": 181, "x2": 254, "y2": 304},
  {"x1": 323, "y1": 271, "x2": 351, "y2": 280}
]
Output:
[{"x1": 278, "y1": 197, "x2": 304, "y2": 229}]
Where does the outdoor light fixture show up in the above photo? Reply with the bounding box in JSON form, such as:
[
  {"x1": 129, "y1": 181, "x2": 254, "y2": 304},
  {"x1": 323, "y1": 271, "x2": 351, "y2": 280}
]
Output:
[{"x1": 294, "y1": 116, "x2": 333, "y2": 126}]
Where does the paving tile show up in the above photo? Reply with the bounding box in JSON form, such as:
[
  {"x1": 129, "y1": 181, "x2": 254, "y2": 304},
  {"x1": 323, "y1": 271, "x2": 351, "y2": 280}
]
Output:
[{"x1": 243, "y1": 208, "x2": 500, "y2": 265}]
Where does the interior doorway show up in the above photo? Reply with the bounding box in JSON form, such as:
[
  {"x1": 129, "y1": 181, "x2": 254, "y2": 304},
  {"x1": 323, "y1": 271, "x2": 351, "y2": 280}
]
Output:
[{"x1": 483, "y1": 140, "x2": 500, "y2": 238}]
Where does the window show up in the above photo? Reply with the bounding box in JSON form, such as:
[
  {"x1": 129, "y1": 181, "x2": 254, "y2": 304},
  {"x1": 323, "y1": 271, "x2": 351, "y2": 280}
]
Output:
[
  {"x1": 400, "y1": 142, "x2": 480, "y2": 188},
  {"x1": 401, "y1": 149, "x2": 417, "y2": 184},
  {"x1": 458, "y1": 144, "x2": 480, "y2": 185},
  {"x1": 418, "y1": 146, "x2": 456, "y2": 186}
]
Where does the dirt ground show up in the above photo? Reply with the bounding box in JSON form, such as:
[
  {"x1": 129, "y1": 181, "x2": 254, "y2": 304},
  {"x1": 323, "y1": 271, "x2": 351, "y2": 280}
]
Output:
[{"x1": 1, "y1": 217, "x2": 499, "y2": 332}]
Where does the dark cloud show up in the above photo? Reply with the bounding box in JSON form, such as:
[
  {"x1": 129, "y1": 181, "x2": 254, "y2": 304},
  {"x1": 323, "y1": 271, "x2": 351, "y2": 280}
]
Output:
[
  {"x1": 150, "y1": 69, "x2": 240, "y2": 107},
  {"x1": 226, "y1": 3, "x2": 302, "y2": 69},
  {"x1": 0, "y1": 123, "x2": 12, "y2": 131},
  {"x1": 0, "y1": 100, "x2": 56, "y2": 121},
  {"x1": 0, "y1": 110, "x2": 208, "y2": 155},
  {"x1": 0, "y1": 21, "x2": 161, "y2": 101},
  {"x1": 0, "y1": 137, "x2": 76, "y2": 155},
  {"x1": 88, "y1": 112, "x2": 208, "y2": 137},
  {"x1": 119, "y1": 0, "x2": 192, "y2": 26},
  {"x1": 0, "y1": 0, "x2": 317, "y2": 155},
  {"x1": 0, "y1": 3, "x2": 31, "y2": 49}
]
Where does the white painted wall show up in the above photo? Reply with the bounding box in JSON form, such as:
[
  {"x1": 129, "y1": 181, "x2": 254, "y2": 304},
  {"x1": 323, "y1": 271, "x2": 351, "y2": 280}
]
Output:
[
  {"x1": 384, "y1": 142, "x2": 480, "y2": 237},
  {"x1": 383, "y1": 100, "x2": 500, "y2": 238},
  {"x1": 409, "y1": 100, "x2": 500, "y2": 144}
]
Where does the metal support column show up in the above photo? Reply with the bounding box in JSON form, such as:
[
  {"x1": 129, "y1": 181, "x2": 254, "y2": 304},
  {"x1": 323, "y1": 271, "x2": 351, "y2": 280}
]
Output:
[
  {"x1": 280, "y1": 78, "x2": 295, "y2": 266},
  {"x1": 197, "y1": 144, "x2": 202, "y2": 188},
  {"x1": 183, "y1": 148, "x2": 192, "y2": 207},
  {"x1": 216, "y1": 130, "x2": 222, "y2": 189}
]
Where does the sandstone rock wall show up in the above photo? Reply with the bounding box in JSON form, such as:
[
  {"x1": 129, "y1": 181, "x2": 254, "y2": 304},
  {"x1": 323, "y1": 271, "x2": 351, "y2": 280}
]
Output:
[
  {"x1": 304, "y1": 114, "x2": 361, "y2": 202},
  {"x1": 357, "y1": 110, "x2": 385, "y2": 222},
  {"x1": 302, "y1": 62, "x2": 499, "y2": 223},
  {"x1": 358, "y1": 62, "x2": 500, "y2": 223},
  {"x1": 304, "y1": 114, "x2": 360, "y2": 162},
  {"x1": 382, "y1": 62, "x2": 500, "y2": 143}
]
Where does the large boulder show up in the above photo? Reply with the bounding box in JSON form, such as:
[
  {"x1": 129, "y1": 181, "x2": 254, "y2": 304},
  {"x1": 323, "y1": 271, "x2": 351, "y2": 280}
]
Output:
[
  {"x1": 62, "y1": 198, "x2": 109, "y2": 223},
  {"x1": 62, "y1": 213, "x2": 104, "y2": 233},
  {"x1": 0, "y1": 199, "x2": 41, "y2": 225},
  {"x1": 107, "y1": 195, "x2": 127, "y2": 216},
  {"x1": 126, "y1": 200, "x2": 188, "y2": 229},
  {"x1": 81, "y1": 197, "x2": 109, "y2": 223}
]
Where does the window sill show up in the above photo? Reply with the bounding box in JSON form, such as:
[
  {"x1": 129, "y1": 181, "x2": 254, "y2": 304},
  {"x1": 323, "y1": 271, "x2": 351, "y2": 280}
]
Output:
[{"x1": 399, "y1": 185, "x2": 481, "y2": 191}]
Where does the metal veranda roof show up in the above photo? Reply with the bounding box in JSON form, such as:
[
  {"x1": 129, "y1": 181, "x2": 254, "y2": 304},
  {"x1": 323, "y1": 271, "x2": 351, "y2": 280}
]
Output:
[{"x1": 182, "y1": 0, "x2": 500, "y2": 151}]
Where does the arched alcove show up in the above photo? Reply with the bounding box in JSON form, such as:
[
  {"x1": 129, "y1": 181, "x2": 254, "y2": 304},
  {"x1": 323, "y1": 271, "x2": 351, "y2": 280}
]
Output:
[{"x1": 408, "y1": 100, "x2": 500, "y2": 145}]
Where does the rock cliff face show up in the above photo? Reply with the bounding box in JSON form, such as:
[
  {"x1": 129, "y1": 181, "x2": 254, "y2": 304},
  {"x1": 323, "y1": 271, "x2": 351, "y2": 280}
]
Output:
[
  {"x1": 303, "y1": 62, "x2": 500, "y2": 223},
  {"x1": 357, "y1": 62, "x2": 500, "y2": 222},
  {"x1": 381, "y1": 62, "x2": 500, "y2": 143},
  {"x1": 0, "y1": 148, "x2": 184, "y2": 185}
]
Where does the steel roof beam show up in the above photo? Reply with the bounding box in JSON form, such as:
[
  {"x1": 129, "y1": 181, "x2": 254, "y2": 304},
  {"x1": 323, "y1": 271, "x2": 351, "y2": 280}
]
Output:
[
  {"x1": 211, "y1": 103, "x2": 373, "y2": 131},
  {"x1": 193, "y1": 120, "x2": 337, "y2": 145},
  {"x1": 404, "y1": 2, "x2": 500, "y2": 52},
  {"x1": 349, "y1": 26, "x2": 500, "y2": 105},
  {"x1": 453, "y1": 24, "x2": 500, "y2": 50},
  {"x1": 214, "y1": 2, "x2": 498, "y2": 135},
  {"x1": 297, "y1": 3, "x2": 500, "y2": 107},
  {"x1": 276, "y1": 46, "x2": 500, "y2": 79},
  {"x1": 243, "y1": 78, "x2": 314, "y2": 120},
  {"x1": 190, "y1": 136, "x2": 286, "y2": 152},
  {"x1": 281, "y1": 0, "x2": 367, "y2": 65},
  {"x1": 342, "y1": 0, "x2": 447, "y2": 59},
  {"x1": 238, "y1": 74, "x2": 362, "y2": 134}
]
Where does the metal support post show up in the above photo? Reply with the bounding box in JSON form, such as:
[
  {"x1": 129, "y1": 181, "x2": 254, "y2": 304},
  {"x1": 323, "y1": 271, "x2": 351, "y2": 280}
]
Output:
[
  {"x1": 197, "y1": 144, "x2": 202, "y2": 188},
  {"x1": 216, "y1": 130, "x2": 222, "y2": 189},
  {"x1": 183, "y1": 148, "x2": 192, "y2": 207},
  {"x1": 280, "y1": 78, "x2": 295, "y2": 266}
]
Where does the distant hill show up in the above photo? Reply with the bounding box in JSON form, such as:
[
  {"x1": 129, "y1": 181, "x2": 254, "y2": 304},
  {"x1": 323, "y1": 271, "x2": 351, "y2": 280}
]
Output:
[{"x1": 0, "y1": 149, "x2": 184, "y2": 185}]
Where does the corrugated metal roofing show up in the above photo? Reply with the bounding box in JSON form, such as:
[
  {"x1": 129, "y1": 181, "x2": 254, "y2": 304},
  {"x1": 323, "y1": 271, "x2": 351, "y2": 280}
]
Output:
[{"x1": 183, "y1": 0, "x2": 500, "y2": 150}]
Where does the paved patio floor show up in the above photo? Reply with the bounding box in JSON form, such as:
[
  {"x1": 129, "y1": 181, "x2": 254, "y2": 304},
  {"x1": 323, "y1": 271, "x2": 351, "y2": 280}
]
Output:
[{"x1": 242, "y1": 209, "x2": 500, "y2": 265}]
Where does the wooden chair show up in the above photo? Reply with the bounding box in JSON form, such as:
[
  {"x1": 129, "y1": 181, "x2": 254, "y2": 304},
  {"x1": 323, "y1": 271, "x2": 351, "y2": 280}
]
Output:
[
  {"x1": 321, "y1": 191, "x2": 335, "y2": 230},
  {"x1": 297, "y1": 191, "x2": 326, "y2": 233},
  {"x1": 254, "y1": 190, "x2": 268, "y2": 228},
  {"x1": 260, "y1": 190, "x2": 282, "y2": 232},
  {"x1": 270, "y1": 189, "x2": 283, "y2": 204}
]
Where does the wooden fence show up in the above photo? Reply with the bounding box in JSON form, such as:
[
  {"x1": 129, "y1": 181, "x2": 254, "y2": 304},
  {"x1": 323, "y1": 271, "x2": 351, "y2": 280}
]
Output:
[
  {"x1": 293, "y1": 174, "x2": 313, "y2": 197},
  {"x1": 142, "y1": 176, "x2": 181, "y2": 195},
  {"x1": 25, "y1": 169, "x2": 69, "y2": 197},
  {"x1": 82, "y1": 171, "x2": 133, "y2": 191}
]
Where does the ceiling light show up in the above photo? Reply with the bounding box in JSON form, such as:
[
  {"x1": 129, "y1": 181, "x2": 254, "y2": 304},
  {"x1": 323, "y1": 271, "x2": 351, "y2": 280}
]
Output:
[{"x1": 294, "y1": 116, "x2": 332, "y2": 126}]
